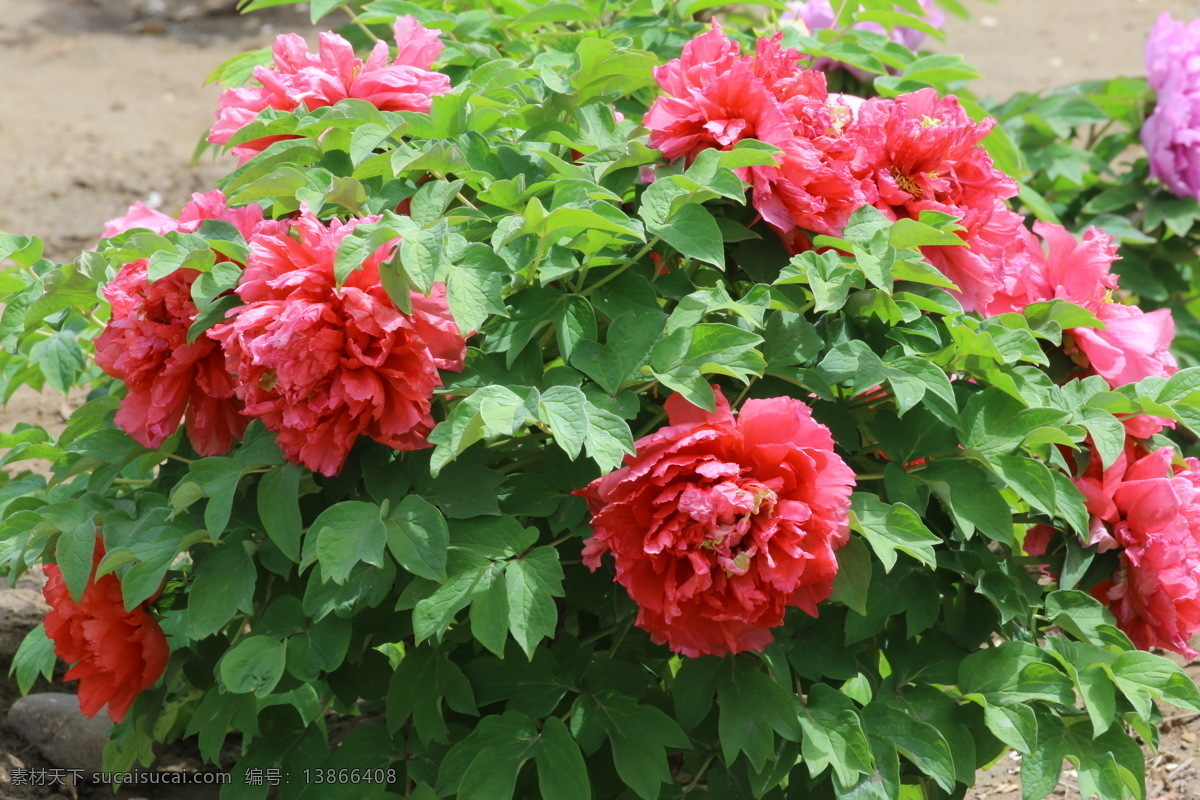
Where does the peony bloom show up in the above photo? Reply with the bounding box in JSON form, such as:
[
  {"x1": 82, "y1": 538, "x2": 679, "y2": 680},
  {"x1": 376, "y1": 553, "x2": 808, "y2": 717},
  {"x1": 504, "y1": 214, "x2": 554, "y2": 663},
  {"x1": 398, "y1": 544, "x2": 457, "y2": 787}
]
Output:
[
  {"x1": 1087, "y1": 447, "x2": 1200, "y2": 659},
  {"x1": 977, "y1": 220, "x2": 1120, "y2": 317},
  {"x1": 95, "y1": 191, "x2": 280, "y2": 456},
  {"x1": 1141, "y1": 13, "x2": 1200, "y2": 199},
  {"x1": 209, "y1": 208, "x2": 466, "y2": 477},
  {"x1": 644, "y1": 23, "x2": 795, "y2": 162},
  {"x1": 848, "y1": 89, "x2": 1019, "y2": 311},
  {"x1": 42, "y1": 545, "x2": 170, "y2": 723},
  {"x1": 101, "y1": 202, "x2": 175, "y2": 239},
  {"x1": 783, "y1": 0, "x2": 946, "y2": 79},
  {"x1": 1070, "y1": 302, "x2": 1177, "y2": 388},
  {"x1": 208, "y1": 16, "x2": 451, "y2": 163},
  {"x1": 575, "y1": 390, "x2": 856, "y2": 657}
]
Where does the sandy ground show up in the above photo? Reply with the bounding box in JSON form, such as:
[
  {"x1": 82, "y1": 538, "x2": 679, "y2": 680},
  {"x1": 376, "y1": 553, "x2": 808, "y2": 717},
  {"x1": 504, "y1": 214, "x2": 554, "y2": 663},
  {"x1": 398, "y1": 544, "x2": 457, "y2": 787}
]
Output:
[{"x1": 1, "y1": 0, "x2": 1199, "y2": 797}]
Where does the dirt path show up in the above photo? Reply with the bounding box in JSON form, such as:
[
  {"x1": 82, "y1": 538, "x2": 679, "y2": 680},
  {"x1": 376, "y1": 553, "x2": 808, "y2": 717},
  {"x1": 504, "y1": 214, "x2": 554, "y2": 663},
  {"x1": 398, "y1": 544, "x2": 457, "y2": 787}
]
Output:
[{"x1": 1, "y1": 1, "x2": 1198, "y2": 798}]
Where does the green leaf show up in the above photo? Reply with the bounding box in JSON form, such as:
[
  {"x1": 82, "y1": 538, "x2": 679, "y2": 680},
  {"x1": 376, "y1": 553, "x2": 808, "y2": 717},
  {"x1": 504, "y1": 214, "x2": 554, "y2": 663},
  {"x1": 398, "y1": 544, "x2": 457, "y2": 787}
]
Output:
[
  {"x1": 1109, "y1": 651, "x2": 1200, "y2": 715},
  {"x1": 386, "y1": 496, "x2": 449, "y2": 582},
  {"x1": 308, "y1": 501, "x2": 388, "y2": 584},
  {"x1": 716, "y1": 659, "x2": 801, "y2": 772},
  {"x1": 799, "y1": 684, "x2": 873, "y2": 787},
  {"x1": 387, "y1": 645, "x2": 477, "y2": 745},
  {"x1": 571, "y1": 311, "x2": 666, "y2": 395},
  {"x1": 920, "y1": 460, "x2": 1014, "y2": 545},
  {"x1": 29, "y1": 331, "x2": 85, "y2": 394},
  {"x1": 188, "y1": 534, "x2": 257, "y2": 638},
  {"x1": 10, "y1": 625, "x2": 56, "y2": 695},
  {"x1": 849, "y1": 494, "x2": 940, "y2": 571},
  {"x1": 448, "y1": 245, "x2": 509, "y2": 335},
  {"x1": 505, "y1": 547, "x2": 565, "y2": 658},
  {"x1": 574, "y1": 691, "x2": 690, "y2": 800},
  {"x1": 179, "y1": 457, "x2": 247, "y2": 536},
  {"x1": 219, "y1": 635, "x2": 286, "y2": 696},
  {"x1": 258, "y1": 465, "x2": 304, "y2": 562},
  {"x1": 51, "y1": 503, "x2": 97, "y2": 603},
  {"x1": 982, "y1": 702, "x2": 1038, "y2": 754},
  {"x1": 647, "y1": 203, "x2": 726, "y2": 269},
  {"x1": 861, "y1": 702, "x2": 956, "y2": 792},
  {"x1": 539, "y1": 386, "x2": 589, "y2": 459},
  {"x1": 536, "y1": 717, "x2": 591, "y2": 800},
  {"x1": 829, "y1": 536, "x2": 871, "y2": 615}
]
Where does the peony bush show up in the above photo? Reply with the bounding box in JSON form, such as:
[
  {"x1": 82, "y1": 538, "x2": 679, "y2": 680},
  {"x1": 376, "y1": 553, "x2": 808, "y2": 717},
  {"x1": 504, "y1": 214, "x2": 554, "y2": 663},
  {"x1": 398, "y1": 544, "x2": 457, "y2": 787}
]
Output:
[{"x1": 3, "y1": 1, "x2": 1200, "y2": 798}]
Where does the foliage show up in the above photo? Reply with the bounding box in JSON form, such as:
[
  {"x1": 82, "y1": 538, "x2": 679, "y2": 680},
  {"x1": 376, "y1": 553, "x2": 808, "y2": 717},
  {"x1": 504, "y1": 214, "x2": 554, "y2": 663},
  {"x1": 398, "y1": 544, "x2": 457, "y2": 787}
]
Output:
[{"x1": 2, "y1": 2, "x2": 1200, "y2": 800}]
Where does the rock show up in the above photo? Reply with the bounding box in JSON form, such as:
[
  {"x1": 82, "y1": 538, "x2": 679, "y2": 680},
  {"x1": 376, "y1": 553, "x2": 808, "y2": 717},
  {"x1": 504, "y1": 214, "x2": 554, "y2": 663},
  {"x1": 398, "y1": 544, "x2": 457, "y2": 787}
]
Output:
[
  {"x1": 0, "y1": 587, "x2": 49, "y2": 658},
  {"x1": 6, "y1": 693, "x2": 112, "y2": 773}
]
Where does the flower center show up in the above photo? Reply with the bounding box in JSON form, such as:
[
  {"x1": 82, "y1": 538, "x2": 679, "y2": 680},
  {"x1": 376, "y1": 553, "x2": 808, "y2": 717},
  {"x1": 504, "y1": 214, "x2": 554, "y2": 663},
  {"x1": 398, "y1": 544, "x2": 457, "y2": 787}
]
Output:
[{"x1": 894, "y1": 172, "x2": 923, "y2": 198}]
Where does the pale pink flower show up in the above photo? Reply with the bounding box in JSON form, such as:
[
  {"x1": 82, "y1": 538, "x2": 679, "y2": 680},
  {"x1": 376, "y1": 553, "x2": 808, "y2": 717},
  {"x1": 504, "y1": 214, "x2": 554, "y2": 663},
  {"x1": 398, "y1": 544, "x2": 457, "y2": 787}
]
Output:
[{"x1": 1071, "y1": 303, "x2": 1177, "y2": 388}]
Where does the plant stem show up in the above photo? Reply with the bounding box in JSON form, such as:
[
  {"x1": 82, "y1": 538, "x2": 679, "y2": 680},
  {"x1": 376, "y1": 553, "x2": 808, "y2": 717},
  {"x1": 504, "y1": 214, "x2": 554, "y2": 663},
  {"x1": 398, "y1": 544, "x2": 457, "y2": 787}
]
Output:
[{"x1": 682, "y1": 752, "x2": 716, "y2": 793}]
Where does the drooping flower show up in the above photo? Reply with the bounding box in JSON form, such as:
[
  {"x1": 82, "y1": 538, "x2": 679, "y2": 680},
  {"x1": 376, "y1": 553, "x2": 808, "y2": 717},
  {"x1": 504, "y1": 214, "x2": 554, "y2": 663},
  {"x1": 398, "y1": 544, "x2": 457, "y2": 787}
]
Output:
[
  {"x1": 1087, "y1": 447, "x2": 1200, "y2": 659},
  {"x1": 1141, "y1": 13, "x2": 1200, "y2": 200},
  {"x1": 208, "y1": 208, "x2": 466, "y2": 477},
  {"x1": 575, "y1": 389, "x2": 856, "y2": 657},
  {"x1": 783, "y1": 0, "x2": 946, "y2": 78},
  {"x1": 42, "y1": 545, "x2": 170, "y2": 723},
  {"x1": 207, "y1": 16, "x2": 451, "y2": 163},
  {"x1": 95, "y1": 191, "x2": 280, "y2": 456}
]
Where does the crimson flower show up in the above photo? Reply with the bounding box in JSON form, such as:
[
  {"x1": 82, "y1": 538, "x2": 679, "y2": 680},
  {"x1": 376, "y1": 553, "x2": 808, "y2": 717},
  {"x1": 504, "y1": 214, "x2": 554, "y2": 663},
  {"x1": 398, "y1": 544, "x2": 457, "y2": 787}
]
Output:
[
  {"x1": 42, "y1": 545, "x2": 169, "y2": 723},
  {"x1": 209, "y1": 208, "x2": 466, "y2": 477},
  {"x1": 576, "y1": 390, "x2": 856, "y2": 657}
]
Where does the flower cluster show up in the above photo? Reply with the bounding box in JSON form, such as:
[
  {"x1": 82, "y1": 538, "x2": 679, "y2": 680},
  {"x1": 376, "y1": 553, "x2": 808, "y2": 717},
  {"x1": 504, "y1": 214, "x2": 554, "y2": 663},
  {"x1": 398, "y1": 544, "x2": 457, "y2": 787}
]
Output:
[
  {"x1": 95, "y1": 191, "x2": 285, "y2": 456},
  {"x1": 207, "y1": 16, "x2": 451, "y2": 163},
  {"x1": 42, "y1": 545, "x2": 169, "y2": 723},
  {"x1": 1141, "y1": 12, "x2": 1200, "y2": 200},
  {"x1": 98, "y1": 201, "x2": 465, "y2": 476},
  {"x1": 577, "y1": 390, "x2": 856, "y2": 657},
  {"x1": 638, "y1": 24, "x2": 1189, "y2": 657}
]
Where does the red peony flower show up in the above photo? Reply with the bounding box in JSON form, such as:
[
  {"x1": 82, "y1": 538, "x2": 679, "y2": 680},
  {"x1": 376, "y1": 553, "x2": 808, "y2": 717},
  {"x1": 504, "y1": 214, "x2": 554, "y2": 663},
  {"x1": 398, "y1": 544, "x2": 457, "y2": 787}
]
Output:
[
  {"x1": 95, "y1": 191, "x2": 281, "y2": 456},
  {"x1": 209, "y1": 208, "x2": 466, "y2": 477},
  {"x1": 207, "y1": 16, "x2": 450, "y2": 163},
  {"x1": 575, "y1": 389, "x2": 856, "y2": 657},
  {"x1": 42, "y1": 545, "x2": 169, "y2": 723}
]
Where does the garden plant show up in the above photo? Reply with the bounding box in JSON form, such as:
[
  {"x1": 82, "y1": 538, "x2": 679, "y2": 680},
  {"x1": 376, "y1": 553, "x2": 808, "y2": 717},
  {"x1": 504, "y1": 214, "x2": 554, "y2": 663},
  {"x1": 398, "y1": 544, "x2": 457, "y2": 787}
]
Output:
[{"x1": 4, "y1": 0, "x2": 1200, "y2": 798}]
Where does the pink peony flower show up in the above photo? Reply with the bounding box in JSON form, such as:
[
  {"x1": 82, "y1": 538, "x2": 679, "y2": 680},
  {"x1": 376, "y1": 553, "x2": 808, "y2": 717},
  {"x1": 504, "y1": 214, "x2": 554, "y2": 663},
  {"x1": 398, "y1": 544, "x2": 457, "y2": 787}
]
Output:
[
  {"x1": 208, "y1": 208, "x2": 466, "y2": 477},
  {"x1": 644, "y1": 23, "x2": 796, "y2": 162},
  {"x1": 208, "y1": 16, "x2": 451, "y2": 163},
  {"x1": 783, "y1": 0, "x2": 946, "y2": 79},
  {"x1": 1088, "y1": 447, "x2": 1200, "y2": 659},
  {"x1": 101, "y1": 202, "x2": 175, "y2": 239},
  {"x1": 975, "y1": 220, "x2": 1120, "y2": 317},
  {"x1": 1070, "y1": 302, "x2": 1177, "y2": 388},
  {"x1": 1141, "y1": 13, "x2": 1200, "y2": 199},
  {"x1": 575, "y1": 389, "x2": 856, "y2": 657},
  {"x1": 847, "y1": 89, "x2": 1018, "y2": 311},
  {"x1": 95, "y1": 191, "x2": 280, "y2": 456}
]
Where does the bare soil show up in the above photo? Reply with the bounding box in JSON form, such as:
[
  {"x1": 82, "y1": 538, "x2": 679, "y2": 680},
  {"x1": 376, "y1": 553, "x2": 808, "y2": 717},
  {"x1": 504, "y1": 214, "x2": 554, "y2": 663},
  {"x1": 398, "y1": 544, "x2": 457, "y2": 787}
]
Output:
[{"x1": 1, "y1": 0, "x2": 1197, "y2": 797}]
